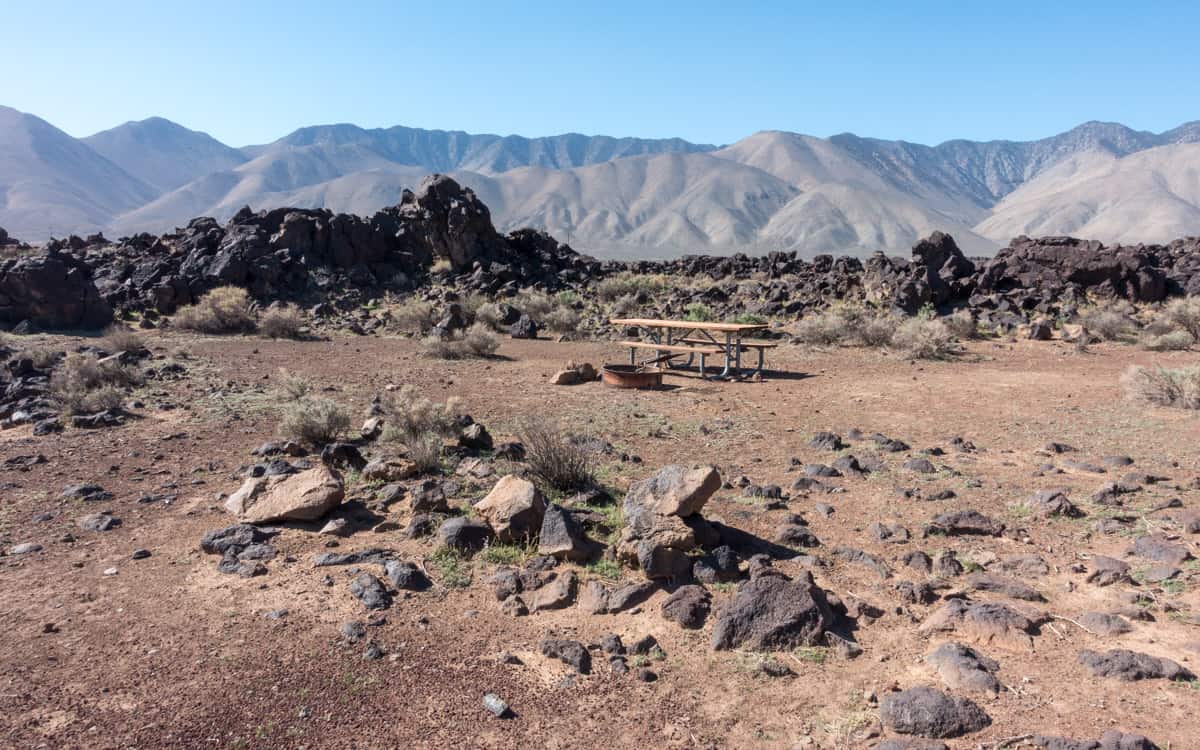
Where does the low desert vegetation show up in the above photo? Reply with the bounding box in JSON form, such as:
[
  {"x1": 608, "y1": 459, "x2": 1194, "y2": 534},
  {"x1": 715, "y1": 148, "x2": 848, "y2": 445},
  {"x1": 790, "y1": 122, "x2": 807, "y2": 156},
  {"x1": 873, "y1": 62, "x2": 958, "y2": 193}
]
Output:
[
  {"x1": 517, "y1": 418, "x2": 596, "y2": 492},
  {"x1": 942, "y1": 309, "x2": 978, "y2": 340},
  {"x1": 274, "y1": 371, "x2": 350, "y2": 445},
  {"x1": 1122, "y1": 364, "x2": 1200, "y2": 409},
  {"x1": 1079, "y1": 303, "x2": 1136, "y2": 341},
  {"x1": 684, "y1": 302, "x2": 716, "y2": 322},
  {"x1": 892, "y1": 315, "x2": 956, "y2": 359},
  {"x1": 11, "y1": 342, "x2": 62, "y2": 370},
  {"x1": 541, "y1": 306, "x2": 580, "y2": 334},
  {"x1": 173, "y1": 286, "x2": 257, "y2": 334},
  {"x1": 258, "y1": 304, "x2": 305, "y2": 339},
  {"x1": 389, "y1": 298, "x2": 437, "y2": 336},
  {"x1": 794, "y1": 304, "x2": 959, "y2": 358},
  {"x1": 101, "y1": 324, "x2": 143, "y2": 353},
  {"x1": 278, "y1": 396, "x2": 351, "y2": 445},
  {"x1": 49, "y1": 352, "x2": 139, "y2": 414},
  {"x1": 595, "y1": 272, "x2": 668, "y2": 302},
  {"x1": 1140, "y1": 329, "x2": 1194, "y2": 351},
  {"x1": 379, "y1": 386, "x2": 463, "y2": 471},
  {"x1": 1163, "y1": 297, "x2": 1200, "y2": 340},
  {"x1": 420, "y1": 324, "x2": 499, "y2": 359}
]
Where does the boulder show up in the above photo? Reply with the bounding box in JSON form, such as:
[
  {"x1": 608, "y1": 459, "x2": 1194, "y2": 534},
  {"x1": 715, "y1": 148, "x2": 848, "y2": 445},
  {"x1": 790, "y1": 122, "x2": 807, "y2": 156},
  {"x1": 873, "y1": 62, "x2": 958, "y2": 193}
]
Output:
[
  {"x1": 617, "y1": 465, "x2": 721, "y2": 579},
  {"x1": 925, "y1": 642, "x2": 1001, "y2": 694},
  {"x1": 224, "y1": 465, "x2": 344, "y2": 523},
  {"x1": 537, "y1": 504, "x2": 592, "y2": 561},
  {"x1": 661, "y1": 585, "x2": 711, "y2": 629},
  {"x1": 0, "y1": 250, "x2": 113, "y2": 329},
  {"x1": 439, "y1": 517, "x2": 494, "y2": 552},
  {"x1": 474, "y1": 475, "x2": 546, "y2": 544},
  {"x1": 1077, "y1": 649, "x2": 1192, "y2": 681},
  {"x1": 879, "y1": 686, "x2": 990, "y2": 738},
  {"x1": 711, "y1": 571, "x2": 834, "y2": 651}
]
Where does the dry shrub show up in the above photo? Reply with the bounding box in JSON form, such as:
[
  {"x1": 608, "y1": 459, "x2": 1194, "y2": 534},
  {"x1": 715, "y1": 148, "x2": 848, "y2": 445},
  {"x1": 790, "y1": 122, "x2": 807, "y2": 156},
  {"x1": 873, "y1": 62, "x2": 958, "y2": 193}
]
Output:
[
  {"x1": 1080, "y1": 304, "x2": 1135, "y2": 341},
  {"x1": 542, "y1": 306, "x2": 580, "y2": 333},
  {"x1": 891, "y1": 317, "x2": 955, "y2": 359},
  {"x1": 517, "y1": 418, "x2": 596, "y2": 492},
  {"x1": 943, "y1": 310, "x2": 978, "y2": 340},
  {"x1": 609, "y1": 293, "x2": 640, "y2": 318},
  {"x1": 1122, "y1": 365, "x2": 1200, "y2": 409},
  {"x1": 1140, "y1": 330, "x2": 1194, "y2": 351},
  {"x1": 13, "y1": 343, "x2": 62, "y2": 370},
  {"x1": 406, "y1": 432, "x2": 445, "y2": 473},
  {"x1": 174, "y1": 286, "x2": 257, "y2": 334},
  {"x1": 420, "y1": 324, "x2": 498, "y2": 359},
  {"x1": 276, "y1": 368, "x2": 312, "y2": 400},
  {"x1": 102, "y1": 325, "x2": 143, "y2": 353},
  {"x1": 475, "y1": 302, "x2": 506, "y2": 331},
  {"x1": 259, "y1": 304, "x2": 304, "y2": 339},
  {"x1": 278, "y1": 397, "x2": 350, "y2": 445},
  {"x1": 794, "y1": 312, "x2": 845, "y2": 345},
  {"x1": 379, "y1": 386, "x2": 463, "y2": 444},
  {"x1": 514, "y1": 291, "x2": 557, "y2": 319},
  {"x1": 1162, "y1": 297, "x2": 1200, "y2": 340},
  {"x1": 50, "y1": 352, "x2": 139, "y2": 414},
  {"x1": 390, "y1": 298, "x2": 436, "y2": 336},
  {"x1": 596, "y1": 272, "x2": 667, "y2": 301},
  {"x1": 795, "y1": 304, "x2": 896, "y2": 347},
  {"x1": 430, "y1": 258, "x2": 453, "y2": 274}
]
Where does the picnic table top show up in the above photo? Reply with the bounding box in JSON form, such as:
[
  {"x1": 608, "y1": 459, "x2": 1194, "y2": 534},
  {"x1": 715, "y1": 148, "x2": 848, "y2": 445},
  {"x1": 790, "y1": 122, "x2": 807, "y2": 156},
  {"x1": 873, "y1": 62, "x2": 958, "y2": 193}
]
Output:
[{"x1": 609, "y1": 317, "x2": 768, "y2": 333}]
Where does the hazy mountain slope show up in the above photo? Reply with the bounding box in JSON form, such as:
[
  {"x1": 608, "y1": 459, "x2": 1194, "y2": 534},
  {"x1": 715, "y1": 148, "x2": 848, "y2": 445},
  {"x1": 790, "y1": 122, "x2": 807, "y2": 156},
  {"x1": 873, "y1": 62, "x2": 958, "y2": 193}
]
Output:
[
  {"x1": 975, "y1": 143, "x2": 1200, "y2": 244},
  {"x1": 84, "y1": 117, "x2": 248, "y2": 193},
  {"x1": 0, "y1": 106, "x2": 155, "y2": 238},
  {"x1": 255, "y1": 123, "x2": 717, "y2": 175}
]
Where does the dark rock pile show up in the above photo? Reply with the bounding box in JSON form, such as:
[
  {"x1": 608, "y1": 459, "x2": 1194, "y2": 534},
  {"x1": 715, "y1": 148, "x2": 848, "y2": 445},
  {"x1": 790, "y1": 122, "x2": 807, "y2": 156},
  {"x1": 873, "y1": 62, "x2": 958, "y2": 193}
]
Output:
[{"x1": 2, "y1": 171, "x2": 1199, "y2": 331}]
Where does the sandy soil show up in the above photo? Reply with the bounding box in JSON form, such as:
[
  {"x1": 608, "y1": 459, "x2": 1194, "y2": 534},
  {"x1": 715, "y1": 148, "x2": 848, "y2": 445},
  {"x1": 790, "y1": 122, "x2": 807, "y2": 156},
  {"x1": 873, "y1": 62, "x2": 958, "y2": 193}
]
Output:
[{"x1": 1, "y1": 333, "x2": 1197, "y2": 749}]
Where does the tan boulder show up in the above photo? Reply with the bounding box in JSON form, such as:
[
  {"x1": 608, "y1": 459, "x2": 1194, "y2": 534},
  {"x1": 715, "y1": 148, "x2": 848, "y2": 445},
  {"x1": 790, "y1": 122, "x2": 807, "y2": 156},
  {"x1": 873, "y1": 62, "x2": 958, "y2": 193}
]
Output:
[
  {"x1": 474, "y1": 475, "x2": 546, "y2": 543},
  {"x1": 625, "y1": 465, "x2": 721, "y2": 517},
  {"x1": 225, "y1": 465, "x2": 344, "y2": 523}
]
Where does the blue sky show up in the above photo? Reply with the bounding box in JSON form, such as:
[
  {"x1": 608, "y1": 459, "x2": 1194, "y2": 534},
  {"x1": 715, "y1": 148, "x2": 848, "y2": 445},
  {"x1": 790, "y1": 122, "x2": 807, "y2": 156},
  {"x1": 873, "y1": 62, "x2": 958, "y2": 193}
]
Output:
[{"x1": 4, "y1": 0, "x2": 1198, "y2": 147}]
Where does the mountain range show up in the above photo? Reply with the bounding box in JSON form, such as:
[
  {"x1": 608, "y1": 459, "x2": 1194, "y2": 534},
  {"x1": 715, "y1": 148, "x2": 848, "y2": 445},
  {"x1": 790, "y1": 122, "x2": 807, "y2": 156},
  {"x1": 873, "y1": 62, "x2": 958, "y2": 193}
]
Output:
[{"x1": 2, "y1": 104, "x2": 1198, "y2": 258}]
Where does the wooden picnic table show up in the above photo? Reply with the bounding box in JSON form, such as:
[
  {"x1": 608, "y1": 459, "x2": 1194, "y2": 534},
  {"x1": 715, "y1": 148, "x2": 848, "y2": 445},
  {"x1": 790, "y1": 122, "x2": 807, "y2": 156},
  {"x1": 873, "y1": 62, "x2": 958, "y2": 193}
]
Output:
[{"x1": 609, "y1": 317, "x2": 775, "y2": 379}]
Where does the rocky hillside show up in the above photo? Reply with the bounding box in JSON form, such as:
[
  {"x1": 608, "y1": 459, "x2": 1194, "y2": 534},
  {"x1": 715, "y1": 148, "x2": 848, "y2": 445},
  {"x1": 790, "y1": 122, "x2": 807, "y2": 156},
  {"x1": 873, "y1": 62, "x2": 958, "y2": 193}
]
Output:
[{"x1": 2, "y1": 174, "x2": 1200, "y2": 334}]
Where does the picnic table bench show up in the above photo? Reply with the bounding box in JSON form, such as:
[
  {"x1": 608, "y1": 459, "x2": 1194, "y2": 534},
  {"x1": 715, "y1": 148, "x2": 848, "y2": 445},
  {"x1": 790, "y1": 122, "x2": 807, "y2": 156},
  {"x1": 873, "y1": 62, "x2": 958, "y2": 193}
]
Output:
[{"x1": 610, "y1": 317, "x2": 775, "y2": 379}]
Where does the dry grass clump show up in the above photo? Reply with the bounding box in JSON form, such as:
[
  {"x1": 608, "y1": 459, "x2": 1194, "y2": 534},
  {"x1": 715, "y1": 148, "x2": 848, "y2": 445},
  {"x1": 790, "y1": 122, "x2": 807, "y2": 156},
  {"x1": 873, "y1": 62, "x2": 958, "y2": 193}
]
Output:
[
  {"x1": 475, "y1": 302, "x2": 507, "y2": 331},
  {"x1": 1140, "y1": 330, "x2": 1194, "y2": 351},
  {"x1": 420, "y1": 324, "x2": 498, "y2": 359},
  {"x1": 278, "y1": 397, "x2": 350, "y2": 445},
  {"x1": 12, "y1": 343, "x2": 62, "y2": 370},
  {"x1": 276, "y1": 368, "x2": 312, "y2": 400},
  {"x1": 389, "y1": 298, "x2": 436, "y2": 336},
  {"x1": 101, "y1": 325, "x2": 143, "y2": 353},
  {"x1": 258, "y1": 304, "x2": 304, "y2": 339},
  {"x1": 795, "y1": 304, "x2": 898, "y2": 347},
  {"x1": 1079, "y1": 304, "x2": 1135, "y2": 341},
  {"x1": 596, "y1": 272, "x2": 667, "y2": 302},
  {"x1": 1162, "y1": 297, "x2": 1200, "y2": 340},
  {"x1": 50, "y1": 352, "x2": 140, "y2": 414},
  {"x1": 942, "y1": 309, "x2": 978, "y2": 340},
  {"x1": 609, "y1": 293, "x2": 640, "y2": 318},
  {"x1": 379, "y1": 386, "x2": 464, "y2": 471},
  {"x1": 174, "y1": 286, "x2": 257, "y2": 334},
  {"x1": 542, "y1": 306, "x2": 580, "y2": 334},
  {"x1": 1122, "y1": 365, "x2": 1200, "y2": 409},
  {"x1": 513, "y1": 291, "x2": 557, "y2": 319},
  {"x1": 891, "y1": 316, "x2": 956, "y2": 359},
  {"x1": 517, "y1": 418, "x2": 596, "y2": 492}
]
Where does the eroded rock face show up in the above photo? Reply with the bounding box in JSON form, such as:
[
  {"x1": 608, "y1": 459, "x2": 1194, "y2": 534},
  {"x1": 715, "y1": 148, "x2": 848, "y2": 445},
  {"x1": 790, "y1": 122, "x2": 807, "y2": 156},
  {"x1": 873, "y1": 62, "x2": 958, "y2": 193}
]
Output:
[
  {"x1": 0, "y1": 249, "x2": 112, "y2": 329},
  {"x1": 224, "y1": 465, "x2": 344, "y2": 523},
  {"x1": 618, "y1": 465, "x2": 721, "y2": 579},
  {"x1": 710, "y1": 571, "x2": 834, "y2": 651}
]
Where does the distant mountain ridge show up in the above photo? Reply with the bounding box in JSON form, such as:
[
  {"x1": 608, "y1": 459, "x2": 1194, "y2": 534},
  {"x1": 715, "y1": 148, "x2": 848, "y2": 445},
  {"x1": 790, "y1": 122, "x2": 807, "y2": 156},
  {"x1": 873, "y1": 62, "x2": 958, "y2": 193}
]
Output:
[{"x1": 1, "y1": 104, "x2": 1198, "y2": 258}]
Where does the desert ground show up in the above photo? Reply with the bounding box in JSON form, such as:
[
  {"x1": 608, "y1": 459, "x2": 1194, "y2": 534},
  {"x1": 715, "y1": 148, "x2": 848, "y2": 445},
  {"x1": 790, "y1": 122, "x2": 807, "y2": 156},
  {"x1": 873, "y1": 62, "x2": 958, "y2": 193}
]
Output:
[{"x1": 1, "y1": 332, "x2": 1198, "y2": 749}]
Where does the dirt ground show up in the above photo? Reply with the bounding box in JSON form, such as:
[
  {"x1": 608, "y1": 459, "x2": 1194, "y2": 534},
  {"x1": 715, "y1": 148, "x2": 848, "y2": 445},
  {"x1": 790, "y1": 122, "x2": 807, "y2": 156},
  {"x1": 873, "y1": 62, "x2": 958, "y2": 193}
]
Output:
[{"x1": 1, "y1": 332, "x2": 1198, "y2": 749}]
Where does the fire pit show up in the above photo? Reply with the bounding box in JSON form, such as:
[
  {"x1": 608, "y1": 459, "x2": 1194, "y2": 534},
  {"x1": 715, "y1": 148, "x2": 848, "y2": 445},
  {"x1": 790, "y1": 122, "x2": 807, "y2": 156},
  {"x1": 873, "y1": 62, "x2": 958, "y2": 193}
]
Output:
[{"x1": 601, "y1": 364, "x2": 663, "y2": 389}]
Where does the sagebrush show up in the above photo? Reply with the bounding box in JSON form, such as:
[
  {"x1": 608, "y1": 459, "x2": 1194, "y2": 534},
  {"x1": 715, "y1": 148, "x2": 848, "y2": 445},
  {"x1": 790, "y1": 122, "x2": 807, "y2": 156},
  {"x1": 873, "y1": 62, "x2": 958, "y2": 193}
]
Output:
[{"x1": 174, "y1": 286, "x2": 257, "y2": 334}]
